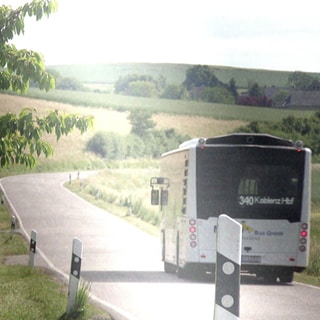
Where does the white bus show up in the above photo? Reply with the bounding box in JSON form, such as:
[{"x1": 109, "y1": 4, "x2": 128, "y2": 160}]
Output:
[{"x1": 150, "y1": 133, "x2": 311, "y2": 283}]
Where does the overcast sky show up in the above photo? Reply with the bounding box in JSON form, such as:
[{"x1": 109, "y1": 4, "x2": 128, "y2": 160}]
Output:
[{"x1": 5, "y1": 0, "x2": 320, "y2": 72}]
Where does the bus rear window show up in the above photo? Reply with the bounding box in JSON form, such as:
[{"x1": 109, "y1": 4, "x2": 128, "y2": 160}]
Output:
[{"x1": 196, "y1": 146, "x2": 305, "y2": 222}]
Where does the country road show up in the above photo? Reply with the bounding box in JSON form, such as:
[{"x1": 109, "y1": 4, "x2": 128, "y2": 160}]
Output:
[{"x1": 1, "y1": 172, "x2": 320, "y2": 320}]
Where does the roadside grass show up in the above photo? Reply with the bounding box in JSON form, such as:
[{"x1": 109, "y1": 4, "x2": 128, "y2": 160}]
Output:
[
  {"x1": 0, "y1": 205, "x2": 10, "y2": 230},
  {"x1": 0, "y1": 265, "x2": 67, "y2": 320},
  {"x1": 67, "y1": 159, "x2": 160, "y2": 237},
  {"x1": 0, "y1": 206, "x2": 111, "y2": 320},
  {"x1": 0, "y1": 233, "x2": 28, "y2": 256}
]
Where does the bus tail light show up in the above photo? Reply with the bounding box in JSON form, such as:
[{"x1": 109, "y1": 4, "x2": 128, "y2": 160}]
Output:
[
  {"x1": 300, "y1": 230, "x2": 308, "y2": 238},
  {"x1": 189, "y1": 219, "x2": 197, "y2": 248},
  {"x1": 299, "y1": 223, "x2": 308, "y2": 252},
  {"x1": 190, "y1": 241, "x2": 197, "y2": 248}
]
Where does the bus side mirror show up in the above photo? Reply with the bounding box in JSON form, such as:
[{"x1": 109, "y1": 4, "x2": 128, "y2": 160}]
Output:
[
  {"x1": 151, "y1": 189, "x2": 159, "y2": 205},
  {"x1": 161, "y1": 189, "x2": 168, "y2": 206}
]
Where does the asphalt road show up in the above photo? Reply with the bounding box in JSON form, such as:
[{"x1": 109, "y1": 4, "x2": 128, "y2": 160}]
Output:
[{"x1": 1, "y1": 172, "x2": 320, "y2": 320}]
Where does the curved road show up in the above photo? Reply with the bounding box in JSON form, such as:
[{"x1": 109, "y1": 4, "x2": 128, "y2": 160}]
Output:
[{"x1": 1, "y1": 172, "x2": 320, "y2": 320}]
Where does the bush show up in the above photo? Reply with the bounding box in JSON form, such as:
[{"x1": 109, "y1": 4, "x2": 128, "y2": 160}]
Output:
[
  {"x1": 200, "y1": 86, "x2": 235, "y2": 104},
  {"x1": 237, "y1": 95, "x2": 272, "y2": 107},
  {"x1": 114, "y1": 74, "x2": 157, "y2": 96},
  {"x1": 86, "y1": 129, "x2": 189, "y2": 160},
  {"x1": 56, "y1": 77, "x2": 85, "y2": 91},
  {"x1": 161, "y1": 84, "x2": 185, "y2": 99},
  {"x1": 127, "y1": 81, "x2": 157, "y2": 97},
  {"x1": 86, "y1": 132, "x2": 127, "y2": 159},
  {"x1": 236, "y1": 111, "x2": 320, "y2": 156}
]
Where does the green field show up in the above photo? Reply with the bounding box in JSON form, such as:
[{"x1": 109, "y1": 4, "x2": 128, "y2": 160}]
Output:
[
  {"x1": 49, "y1": 62, "x2": 320, "y2": 88},
  {"x1": 19, "y1": 88, "x2": 315, "y2": 122}
]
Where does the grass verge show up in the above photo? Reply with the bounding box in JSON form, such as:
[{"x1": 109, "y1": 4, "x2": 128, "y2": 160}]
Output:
[
  {"x1": 0, "y1": 204, "x2": 111, "y2": 320},
  {"x1": 67, "y1": 159, "x2": 160, "y2": 236}
]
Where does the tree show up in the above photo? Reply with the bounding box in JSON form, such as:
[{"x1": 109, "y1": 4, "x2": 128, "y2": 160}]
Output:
[
  {"x1": 229, "y1": 78, "x2": 238, "y2": 101},
  {"x1": 249, "y1": 82, "x2": 262, "y2": 97},
  {"x1": 114, "y1": 74, "x2": 156, "y2": 95},
  {"x1": 273, "y1": 89, "x2": 290, "y2": 106},
  {"x1": 127, "y1": 80, "x2": 157, "y2": 97},
  {"x1": 127, "y1": 109, "x2": 155, "y2": 138},
  {"x1": 161, "y1": 84, "x2": 185, "y2": 100},
  {"x1": 288, "y1": 71, "x2": 316, "y2": 90},
  {"x1": 183, "y1": 65, "x2": 220, "y2": 90},
  {"x1": 0, "y1": 1, "x2": 93, "y2": 167}
]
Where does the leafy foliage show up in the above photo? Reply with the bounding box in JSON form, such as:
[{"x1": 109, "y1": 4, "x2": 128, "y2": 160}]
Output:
[
  {"x1": 183, "y1": 65, "x2": 222, "y2": 90},
  {"x1": 248, "y1": 82, "x2": 263, "y2": 97},
  {"x1": 288, "y1": 71, "x2": 317, "y2": 90},
  {"x1": 273, "y1": 89, "x2": 290, "y2": 106},
  {"x1": 114, "y1": 74, "x2": 156, "y2": 94},
  {"x1": 0, "y1": 1, "x2": 58, "y2": 92},
  {"x1": 0, "y1": 108, "x2": 93, "y2": 167},
  {"x1": 183, "y1": 65, "x2": 239, "y2": 105},
  {"x1": 160, "y1": 83, "x2": 186, "y2": 100},
  {"x1": 236, "y1": 111, "x2": 320, "y2": 156},
  {"x1": 237, "y1": 95, "x2": 272, "y2": 107},
  {"x1": 229, "y1": 78, "x2": 238, "y2": 99},
  {"x1": 200, "y1": 86, "x2": 236, "y2": 104},
  {"x1": 127, "y1": 109, "x2": 156, "y2": 137},
  {"x1": 127, "y1": 80, "x2": 157, "y2": 97},
  {"x1": 44, "y1": 69, "x2": 85, "y2": 91},
  {"x1": 86, "y1": 131, "x2": 127, "y2": 159},
  {"x1": 86, "y1": 129, "x2": 189, "y2": 160},
  {"x1": 0, "y1": 1, "x2": 94, "y2": 168},
  {"x1": 86, "y1": 111, "x2": 189, "y2": 160},
  {"x1": 56, "y1": 77, "x2": 85, "y2": 91}
]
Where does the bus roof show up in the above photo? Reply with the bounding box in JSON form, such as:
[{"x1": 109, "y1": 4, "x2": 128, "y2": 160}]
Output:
[
  {"x1": 178, "y1": 133, "x2": 296, "y2": 149},
  {"x1": 205, "y1": 133, "x2": 294, "y2": 147}
]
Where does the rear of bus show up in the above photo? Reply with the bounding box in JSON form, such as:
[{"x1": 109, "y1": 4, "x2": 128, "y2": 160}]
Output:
[{"x1": 193, "y1": 134, "x2": 311, "y2": 282}]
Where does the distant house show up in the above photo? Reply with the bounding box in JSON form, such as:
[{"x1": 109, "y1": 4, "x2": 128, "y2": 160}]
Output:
[
  {"x1": 264, "y1": 86, "x2": 280, "y2": 100},
  {"x1": 264, "y1": 85, "x2": 320, "y2": 108},
  {"x1": 282, "y1": 91, "x2": 320, "y2": 107}
]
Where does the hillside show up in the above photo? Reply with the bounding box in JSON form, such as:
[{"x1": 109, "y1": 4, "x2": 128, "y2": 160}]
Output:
[{"x1": 49, "y1": 63, "x2": 320, "y2": 88}]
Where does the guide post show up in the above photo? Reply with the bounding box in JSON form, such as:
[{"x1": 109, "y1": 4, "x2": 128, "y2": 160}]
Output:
[
  {"x1": 214, "y1": 214, "x2": 242, "y2": 320},
  {"x1": 66, "y1": 238, "x2": 83, "y2": 315}
]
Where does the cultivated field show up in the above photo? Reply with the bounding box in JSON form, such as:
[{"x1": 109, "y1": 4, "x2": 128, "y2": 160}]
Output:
[{"x1": 0, "y1": 93, "x2": 248, "y2": 172}]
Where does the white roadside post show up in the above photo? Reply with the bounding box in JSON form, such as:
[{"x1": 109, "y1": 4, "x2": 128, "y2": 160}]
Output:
[
  {"x1": 28, "y1": 229, "x2": 37, "y2": 268},
  {"x1": 66, "y1": 238, "x2": 83, "y2": 315},
  {"x1": 214, "y1": 214, "x2": 242, "y2": 320},
  {"x1": 11, "y1": 215, "x2": 16, "y2": 234}
]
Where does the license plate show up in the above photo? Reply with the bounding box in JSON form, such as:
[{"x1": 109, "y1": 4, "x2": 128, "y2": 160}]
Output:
[{"x1": 242, "y1": 255, "x2": 261, "y2": 263}]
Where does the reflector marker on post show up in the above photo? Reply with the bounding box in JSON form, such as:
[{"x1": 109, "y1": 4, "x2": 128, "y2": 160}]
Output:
[
  {"x1": 214, "y1": 214, "x2": 242, "y2": 320},
  {"x1": 29, "y1": 229, "x2": 37, "y2": 268},
  {"x1": 67, "y1": 238, "x2": 83, "y2": 315}
]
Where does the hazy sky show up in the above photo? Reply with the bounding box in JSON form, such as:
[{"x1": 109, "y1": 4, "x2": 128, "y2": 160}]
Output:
[{"x1": 5, "y1": 0, "x2": 320, "y2": 72}]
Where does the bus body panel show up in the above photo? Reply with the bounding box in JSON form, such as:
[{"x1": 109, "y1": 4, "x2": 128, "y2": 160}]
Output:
[
  {"x1": 197, "y1": 218, "x2": 307, "y2": 267},
  {"x1": 157, "y1": 134, "x2": 311, "y2": 280}
]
